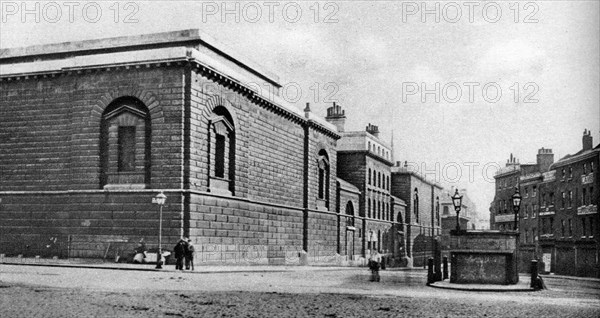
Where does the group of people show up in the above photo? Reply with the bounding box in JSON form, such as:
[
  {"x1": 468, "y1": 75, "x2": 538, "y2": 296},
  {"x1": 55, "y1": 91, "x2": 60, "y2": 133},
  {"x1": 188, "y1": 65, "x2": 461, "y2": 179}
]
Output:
[{"x1": 173, "y1": 238, "x2": 195, "y2": 271}]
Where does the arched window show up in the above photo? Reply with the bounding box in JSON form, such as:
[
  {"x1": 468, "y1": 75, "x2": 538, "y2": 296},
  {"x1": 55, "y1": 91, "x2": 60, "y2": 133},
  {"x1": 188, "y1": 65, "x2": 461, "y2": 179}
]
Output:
[
  {"x1": 100, "y1": 97, "x2": 150, "y2": 188},
  {"x1": 317, "y1": 149, "x2": 330, "y2": 209},
  {"x1": 346, "y1": 201, "x2": 355, "y2": 227},
  {"x1": 209, "y1": 106, "x2": 235, "y2": 195}
]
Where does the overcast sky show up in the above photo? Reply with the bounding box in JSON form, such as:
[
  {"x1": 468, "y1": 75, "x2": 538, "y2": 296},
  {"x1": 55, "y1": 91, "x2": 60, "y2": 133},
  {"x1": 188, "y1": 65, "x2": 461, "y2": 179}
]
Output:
[{"x1": 2, "y1": 1, "x2": 599, "y2": 224}]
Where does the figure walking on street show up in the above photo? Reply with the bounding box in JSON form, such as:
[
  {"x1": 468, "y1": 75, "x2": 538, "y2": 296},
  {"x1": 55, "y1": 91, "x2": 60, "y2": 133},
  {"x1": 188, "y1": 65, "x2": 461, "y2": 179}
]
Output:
[
  {"x1": 185, "y1": 238, "x2": 195, "y2": 271},
  {"x1": 173, "y1": 238, "x2": 188, "y2": 270}
]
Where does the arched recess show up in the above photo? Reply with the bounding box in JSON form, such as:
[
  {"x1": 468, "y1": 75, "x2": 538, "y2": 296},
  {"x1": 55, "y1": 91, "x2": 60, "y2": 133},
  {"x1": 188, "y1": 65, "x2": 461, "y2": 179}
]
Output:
[
  {"x1": 317, "y1": 149, "x2": 330, "y2": 210},
  {"x1": 99, "y1": 96, "x2": 151, "y2": 188},
  {"x1": 208, "y1": 105, "x2": 236, "y2": 195},
  {"x1": 345, "y1": 201, "x2": 355, "y2": 227}
]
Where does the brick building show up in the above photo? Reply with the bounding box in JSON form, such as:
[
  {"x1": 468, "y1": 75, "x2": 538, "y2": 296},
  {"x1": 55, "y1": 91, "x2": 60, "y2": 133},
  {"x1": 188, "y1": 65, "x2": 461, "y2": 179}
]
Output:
[
  {"x1": 490, "y1": 153, "x2": 524, "y2": 232},
  {"x1": 391, "y1": 162, "x2": 443, "y2": 267},
  {"x1": 326, "y1": 104, "x2": 407, "y2": 264},
  {"x1": 490, "y1": 131, "x2": 600, "y2": 277},
  {"x1": 545, "y1": 130, "x2": 599, "y2": 277},
  {"x1": 0, "y1": 30, "x2": 345, "y2": 265}
]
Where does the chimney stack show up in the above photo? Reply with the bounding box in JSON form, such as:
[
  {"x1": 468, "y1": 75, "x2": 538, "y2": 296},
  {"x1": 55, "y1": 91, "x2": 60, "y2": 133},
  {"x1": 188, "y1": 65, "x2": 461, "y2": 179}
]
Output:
[
  {"x1": 536, "y1": 147, "x2": 554, "y2": 172},
  {"x1": 583, "y1": 129, "x2": 593, "y2": 150},
  {"x1": 506, "y1": 153, "x2": 519, "y2": 167},
  {"x1": 366, "y1": 123, "x2": 380, "y2": 138},
  {"x1": 324, "y1": 102, "x2": 345, "y2": 132}
]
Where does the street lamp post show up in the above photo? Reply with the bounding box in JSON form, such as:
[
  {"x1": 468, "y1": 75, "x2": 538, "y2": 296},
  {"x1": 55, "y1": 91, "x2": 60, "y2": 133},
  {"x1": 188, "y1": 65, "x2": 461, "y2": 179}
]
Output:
[
  {"x1": 153, "y1": 191, "x2": 167, "y2": 269},
  {"x1": 451, "y1": 189, "x2": 463, "y2": 232},
  {"x1": 512, "y1": 187, "x2": 522, "y2": 231}
]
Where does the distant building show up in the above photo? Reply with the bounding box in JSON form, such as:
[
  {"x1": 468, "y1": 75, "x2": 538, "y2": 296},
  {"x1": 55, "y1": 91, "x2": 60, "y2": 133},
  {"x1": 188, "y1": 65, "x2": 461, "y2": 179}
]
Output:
[
  {"x1": 490, "y1": 130, "x2": 599, "y2": 277},
  {"x1": 391, "y1": 162, "x2": 443, "y2": 267},
  {"x1": 327, "y1": 103, "x2": 407, "y2": 263},
  {"x1": 440, "y1": 187, "x2": 477, "y2": 236}
]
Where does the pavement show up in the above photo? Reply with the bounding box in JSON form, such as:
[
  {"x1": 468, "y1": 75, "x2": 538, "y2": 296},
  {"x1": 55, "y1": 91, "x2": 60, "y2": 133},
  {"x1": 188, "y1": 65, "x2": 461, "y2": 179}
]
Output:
[
  {"x1": 429, "y1": 277, "x2": 535, "y2": 292},
  {"x1": 1, "y1": 260, "x2": 599, "y2": 318}
]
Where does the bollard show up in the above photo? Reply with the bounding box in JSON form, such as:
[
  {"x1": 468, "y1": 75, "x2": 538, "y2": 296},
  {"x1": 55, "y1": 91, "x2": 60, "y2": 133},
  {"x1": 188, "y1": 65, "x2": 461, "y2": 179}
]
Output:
[
  {"x1": 427, "y1": 257, "x2": 434, "y2": 285},
  {"x1": 530, "y1": 259, "x2": 539, "y2": 288},
  {"x1": 443, "y1": 256, "x2": 448, "y2": 280}
]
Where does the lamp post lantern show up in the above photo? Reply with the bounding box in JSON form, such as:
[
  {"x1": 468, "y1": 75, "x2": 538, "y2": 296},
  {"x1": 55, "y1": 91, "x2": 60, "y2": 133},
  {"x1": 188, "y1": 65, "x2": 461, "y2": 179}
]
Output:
[
  {"x1": 512, "y1": 187, "x2": 522, "y2": 231},
  {"x1": 153, "y1": 191, "x2": 167, "y2": 269},
  {"x1": 451, "y1": 189, "x2": 463, "y2": 232}
]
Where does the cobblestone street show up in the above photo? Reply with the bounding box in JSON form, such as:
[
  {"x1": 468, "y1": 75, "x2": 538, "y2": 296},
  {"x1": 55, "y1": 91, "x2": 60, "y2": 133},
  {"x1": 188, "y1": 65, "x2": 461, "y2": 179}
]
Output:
[{"x1": 1, "y1": 264, "x2": 598, "y2": 317}]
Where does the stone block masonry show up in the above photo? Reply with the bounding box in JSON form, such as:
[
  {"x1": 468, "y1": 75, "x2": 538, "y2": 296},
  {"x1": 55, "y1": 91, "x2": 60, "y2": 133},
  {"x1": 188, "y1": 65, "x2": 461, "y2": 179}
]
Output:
[{"x1": 0, "y1": 30, "x2": 345, "y2": 265}]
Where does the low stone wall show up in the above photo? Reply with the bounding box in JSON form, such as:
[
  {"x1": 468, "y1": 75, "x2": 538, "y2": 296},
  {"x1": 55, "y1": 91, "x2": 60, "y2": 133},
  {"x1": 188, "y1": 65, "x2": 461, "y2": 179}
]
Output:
[{"x1": 448, "y1": 230, "x2": 519, "y2": 284}]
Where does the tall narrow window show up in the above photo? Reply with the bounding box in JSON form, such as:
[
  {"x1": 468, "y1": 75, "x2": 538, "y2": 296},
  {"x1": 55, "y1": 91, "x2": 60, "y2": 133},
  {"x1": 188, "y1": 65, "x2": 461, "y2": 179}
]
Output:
[
  {"x1": 368, "y1": 168, "x2": 371, "y2": 185},
  {"x1": 414, "y1": 188, "x2": 419, "y2": 224},
  {"x1": 317, "y1": 150, "x2": 330, "y2": 209},
  {"x1": 214, "y1": 134, "x2": 226, "y2": 178},
  {"x1": 436, "y1": 196, "x2": 440, "y2": 225},
  {"x1": 209, "y1": 106, "x2": 235, "y2": 195},
  {"x1": 118, "y1": 126, "x2": 136, "y2": 171},
  {"x1": 568, "y1": 219, "x2": 573, "y2": 237}
]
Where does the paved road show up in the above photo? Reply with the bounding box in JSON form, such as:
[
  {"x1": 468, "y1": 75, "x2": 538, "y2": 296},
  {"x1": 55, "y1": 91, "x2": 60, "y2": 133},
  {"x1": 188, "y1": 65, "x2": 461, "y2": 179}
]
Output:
[{"x1": 0, "y1": 265, "x2": 598, "y2": 317}]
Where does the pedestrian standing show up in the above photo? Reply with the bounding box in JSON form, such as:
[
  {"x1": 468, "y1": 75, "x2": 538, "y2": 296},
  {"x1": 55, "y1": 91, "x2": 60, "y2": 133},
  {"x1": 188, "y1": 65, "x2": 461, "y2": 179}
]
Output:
[
  {"x1": 185, "y1": 238, "x2": 195, "y2": 271},
  {"x1": 369, "y1": 250, "x2": 382, "y2": 282},
  {"x1": 173, "y1": 239, "x2": 187, "y2": 270}
]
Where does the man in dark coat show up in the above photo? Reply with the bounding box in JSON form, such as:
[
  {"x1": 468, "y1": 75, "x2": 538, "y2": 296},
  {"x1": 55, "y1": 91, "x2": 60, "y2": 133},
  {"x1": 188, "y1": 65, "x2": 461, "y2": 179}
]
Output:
[{"x1": 173, "y1": 239, "x2": 187, "y2": 270}]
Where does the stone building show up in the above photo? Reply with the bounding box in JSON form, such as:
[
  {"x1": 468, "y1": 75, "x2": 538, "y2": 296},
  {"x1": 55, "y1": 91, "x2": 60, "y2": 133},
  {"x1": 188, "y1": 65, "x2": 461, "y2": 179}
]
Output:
[
  {"x1": 326, "y1": 104, "x2": 407, "y2": 264},
  {"x1": 391, "y1": 162, "x2": 443, "y2": 267},
  {"x1": 0, "y1": 30, "x2": 343, "y2": 265}
]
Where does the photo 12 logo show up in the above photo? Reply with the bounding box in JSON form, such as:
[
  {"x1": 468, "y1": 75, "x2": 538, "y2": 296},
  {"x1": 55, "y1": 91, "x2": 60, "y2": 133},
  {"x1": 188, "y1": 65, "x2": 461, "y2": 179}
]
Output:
[
  {"x1": 1, "y1": 1, "x2": 140, "y2": 23},
  {"x1": 199, "y1": 1, "x2": 340, "y2": 23},
  {"x1": 202, "y1": 80, "x2": 341, "y2": 104},
  {"x1": 401, "y1": 1, "x2": 540, "y2": 23},
  {"x1": 402, "y1": 161, "x2": 501, "y2": 184},
  {"x1": 401, "y1": 82, "x2": 540, "y2": 104}
]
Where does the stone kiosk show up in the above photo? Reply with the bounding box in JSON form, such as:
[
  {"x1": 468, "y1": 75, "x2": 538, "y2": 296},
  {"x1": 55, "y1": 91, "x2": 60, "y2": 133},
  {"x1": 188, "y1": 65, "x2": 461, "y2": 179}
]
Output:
[{"x1": 449, "y1": 230, "x2": 519, "y2": 285}]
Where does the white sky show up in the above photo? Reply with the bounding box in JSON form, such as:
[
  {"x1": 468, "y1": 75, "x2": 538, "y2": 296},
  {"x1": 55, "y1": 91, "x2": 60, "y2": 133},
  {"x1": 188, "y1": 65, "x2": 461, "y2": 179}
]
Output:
[{"x1": 2, "y1": 1, "x2": 599, "y2": 224}]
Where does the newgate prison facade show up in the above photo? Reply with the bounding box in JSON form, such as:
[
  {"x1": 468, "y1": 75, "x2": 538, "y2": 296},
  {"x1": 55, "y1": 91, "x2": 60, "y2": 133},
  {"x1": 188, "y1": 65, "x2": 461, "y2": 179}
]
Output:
[{"x1": 0, "y1": 30, "x2": 440, "y2": 266}]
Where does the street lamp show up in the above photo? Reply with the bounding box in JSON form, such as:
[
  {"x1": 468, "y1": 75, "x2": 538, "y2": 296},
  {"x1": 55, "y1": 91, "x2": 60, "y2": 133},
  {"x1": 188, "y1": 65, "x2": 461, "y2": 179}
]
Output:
[
  {"x1": 153, "y1": 191, "x2": 167, "y2": 269},
  {"x1": 512, "y1": 187, "x2": 522, "y2": 231},
  {"x1": 451, "y1": 189, "x2": 463, "y2": 231}
]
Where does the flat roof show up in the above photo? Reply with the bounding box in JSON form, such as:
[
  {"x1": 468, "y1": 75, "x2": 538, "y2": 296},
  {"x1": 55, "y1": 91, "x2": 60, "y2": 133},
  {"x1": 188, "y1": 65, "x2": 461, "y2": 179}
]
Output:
[{"x1": 0, "y1": 29, "x2": 280, "y2": 87}]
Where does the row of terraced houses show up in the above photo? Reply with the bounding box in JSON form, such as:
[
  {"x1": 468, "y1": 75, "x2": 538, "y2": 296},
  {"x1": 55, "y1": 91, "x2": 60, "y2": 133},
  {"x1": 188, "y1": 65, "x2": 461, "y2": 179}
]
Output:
[
  {"x1": 0, "y1": 30, "x2": 445, "y2": 267},
  {"x1": 490, "y1": 130, "x2": 600, "y2": 277}
]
